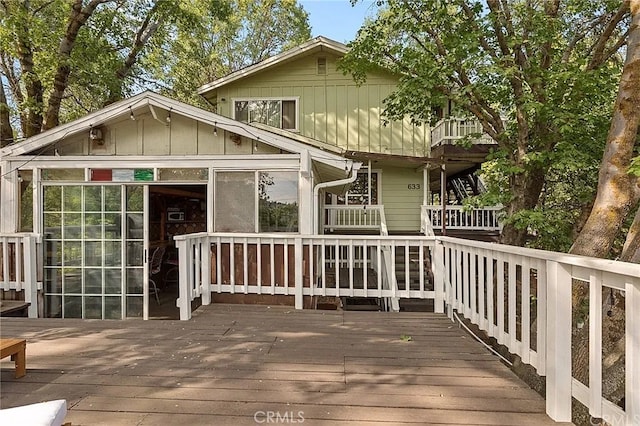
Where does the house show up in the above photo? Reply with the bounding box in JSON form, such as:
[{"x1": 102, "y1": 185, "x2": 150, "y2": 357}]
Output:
[
  {"x1": 197, "y1": 36, "x2": 501, "y2": 238},
  {"x1": 0, "y1": 36, "x2": 498, "y2": 320}
]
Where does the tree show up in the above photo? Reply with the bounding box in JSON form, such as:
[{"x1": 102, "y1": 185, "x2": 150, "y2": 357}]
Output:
[
  {"x1": 142, "y1": 0, "x2": 311, "y2": 107},
  {"x1": 571, "y1": 0, "x2": 640, "y2": 261},
  {"x1": 340, "y1": 0, "x2": 631, "y2": 247},
  {"x1": 0, "y1": 0, "x2": 229, "y2": 145}
]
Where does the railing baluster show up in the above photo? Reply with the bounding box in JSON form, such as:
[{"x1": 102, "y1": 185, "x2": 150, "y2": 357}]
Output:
[
  {"x1": 321, "y1": 240, "x2": 326, "y2": 296},
  {"x1": 588, "y1": 270, "x2": 603, "y2": 419},
  {"x1": 348, "y1": 239, "x2": 354, "y2": 296},
  {"x1": 478, "y1": 249, "x2": 486, "y2": 330},
  {"x1": 229, "y1": 238, "x2": 235, "y2": 293},
  {"x1": 508, "y1": 255, "x2": 518, "y2": 354},
  {"x1": 2, "y1": 238, "x2": 9, "y2": 291},
  {"x1": 243, "y1": 238, "x2": 248, "y2": 294},
  {"x1": 257, "y1": 240, "x2": 262, "y2": 294},
  {"x1": 270, "y1": 240, "x2": 275, "y2": 294},
  {"x1": 284, "y1": 239, "x2": 289, "y2": 293},
  {"x1": 521, "y1": 257, "x2": 531, "y2": 364},
  {"x1": 496, "y1": 254, "x2": 505, "y2": 345},
  {"x1": 470, "y1": 248, "x2": 478, "y2": 324}
]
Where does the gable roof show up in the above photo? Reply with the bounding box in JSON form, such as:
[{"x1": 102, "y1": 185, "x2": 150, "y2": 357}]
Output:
[
  {"x1": 0, "y1": 91, "x2": 354, "y2": 179},
  {"x1": 197, "y1": 36, "x2": 348, "y2": 96}
]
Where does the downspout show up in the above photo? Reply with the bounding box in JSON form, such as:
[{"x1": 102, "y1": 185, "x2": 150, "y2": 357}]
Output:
[{"x1": 313, "y1": 162, "x2": 362, "y2": 234}]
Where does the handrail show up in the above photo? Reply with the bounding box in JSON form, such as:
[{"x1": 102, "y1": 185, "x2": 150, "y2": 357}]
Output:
[
  {"x1": 0, "y1": 233, "x2": 42, "y2": 318},
  {"x1": 422, "y1": 204, "x2": 502, "y2": 231},
  {"x1": 324, "y1": 204, "x2": 384, "y2": 230},
  {"x1": 431, "y1": 117, "x2": 497, "y2": 147}
]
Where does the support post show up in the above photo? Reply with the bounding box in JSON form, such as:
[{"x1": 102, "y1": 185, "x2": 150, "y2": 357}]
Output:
[
  {"x1": 24, "y1": 236, "x2": 38, "y2": 318},
  {"x1": 201, "y1": 237, "x2": 211, "y2": 306},
  {"x1": 545, "y1": 260, "x2": 572, "y2": 422},
  {"x1": 294, "y1": 237, "x2": 303, "y2": 309},
  {"x1": 176, "y1": 239, "x2": 191, "y2": 320},
  {"x1": 626, "y1": 278, "x2": 640, "y2": 425},
  {"x1": 433, "y1": 240, "x2": 445, "y2": 314},
  {"x1": 440, "y1": 164, "x2": 447, "y2": 236}
]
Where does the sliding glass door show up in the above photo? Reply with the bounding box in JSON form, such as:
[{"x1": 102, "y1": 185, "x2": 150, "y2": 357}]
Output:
[{"x1": 43, "y1": 184, "x2": 147, "y2": 319}]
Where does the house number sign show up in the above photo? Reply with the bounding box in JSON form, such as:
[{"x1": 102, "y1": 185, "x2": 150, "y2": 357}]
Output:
[{"x1": 407, "y1": 183, "x2": 421, "y2": 190}]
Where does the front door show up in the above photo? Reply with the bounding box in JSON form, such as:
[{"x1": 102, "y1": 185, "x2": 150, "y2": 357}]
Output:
[{"x1": 43, "y1": 184, "x2": 148, "y2": 319}]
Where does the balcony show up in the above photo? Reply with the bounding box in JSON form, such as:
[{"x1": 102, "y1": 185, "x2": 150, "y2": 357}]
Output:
[
  {"x1": 431, "y1": 118, "x2": 496, "y2": 147},
  {"x1": 421, "y1": 205, "x2": 502, "y2": 233}
]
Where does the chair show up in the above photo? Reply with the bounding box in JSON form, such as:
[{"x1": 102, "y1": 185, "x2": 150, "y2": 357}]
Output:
[
  {"x1": 163, "y1": 248, "x2": 179, "y2": 287},
  {"x1": 148, "y1": 246, "x2": 165, "y2": 305}
]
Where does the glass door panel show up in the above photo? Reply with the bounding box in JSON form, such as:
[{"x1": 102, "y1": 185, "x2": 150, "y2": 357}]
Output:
[{"x1": 43, "y1": 184, "x2": 146, "y2": 319}]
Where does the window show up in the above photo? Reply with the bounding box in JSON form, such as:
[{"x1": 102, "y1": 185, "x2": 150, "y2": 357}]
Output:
[
  {"x1": 335, "y1": 171, "x2": 379, "y2": 205},
  {"x1": 215, "y1": 172, "x2": 256, "y2": 233},
  {"x1": 259, "y1": 171, "x2": 298, "y2": 232},
  {"x1": 234, "y1": 99, "x2": 297, "y2": 130},
  {"x1": 215, "y1": 171, "x2": 298, "y2": 233}
]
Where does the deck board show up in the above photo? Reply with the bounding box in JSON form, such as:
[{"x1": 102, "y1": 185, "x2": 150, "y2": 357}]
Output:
[{"x1": 0, "y1": 304, "x2": 568, "y2": 425}]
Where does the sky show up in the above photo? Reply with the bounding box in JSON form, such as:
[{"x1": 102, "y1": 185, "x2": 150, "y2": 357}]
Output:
[{"x1": 299, "y1": 0, "x2": 379, "y2": 44}]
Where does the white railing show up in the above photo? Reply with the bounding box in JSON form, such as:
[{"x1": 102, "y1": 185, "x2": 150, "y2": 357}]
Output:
[
  {"x1": 173, "y1": 233, "x2": 437, "y2": 320},
  {"x1": 0, "y1": 233, "x2": 41, "y2": 318},
  {"x1": 324, "y1": 204, "x2": 384, "y2": 231},
  {"x1": 422, "y1": 204, "x2": 502, "y2": 231},
  {"x1": 431, "y1": 118, "x2": 496, "y2": 147},
  {"x1": 436, "y1": 236, "x2": 640, "y2": 425},
  {"x1": 174, "y1": 231, "x2": 640, "y2": 425}
]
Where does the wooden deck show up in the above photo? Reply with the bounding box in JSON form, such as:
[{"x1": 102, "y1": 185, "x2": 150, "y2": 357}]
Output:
[{"x1": 0, "y1": 304, "x2": 566, "y2": 425}]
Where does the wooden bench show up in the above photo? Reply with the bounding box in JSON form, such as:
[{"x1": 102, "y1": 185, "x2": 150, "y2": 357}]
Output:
[{"x1": 0, "y1": 338, "x2": 26, "y2": 378}]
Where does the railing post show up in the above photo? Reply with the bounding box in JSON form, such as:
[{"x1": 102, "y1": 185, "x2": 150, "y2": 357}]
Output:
[
  {"x1": 627, "y1": 278, "x2": 640, "y2": 425},
  {"x1": 433, "y1": 239, "x2": 445, "y2": 314},
  {"x1": 201, "y1": 237, "x2": 211, "y2": 306},
  {"x1": 294, "y1": 237, "x2": 303, "y2": 310},
  {"x1": 545, "y1": 260, "x2": 572, "y2": 422},
  {"x1": 24, "y1": 236, "x2": 38, "y2": 318},
  {"x1": 176, "y1": 238, "x2": 191, "y2": 321}
]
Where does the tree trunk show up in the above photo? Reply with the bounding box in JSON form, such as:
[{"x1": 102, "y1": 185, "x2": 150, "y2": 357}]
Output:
[
  {"x1": 570, "y1": 1, "x2": 640, "y2": 258},
  {"x1": 621, "y1": 205, "x2": 640, "y2": 262},
  {"x1": 0, "y1": 83, "x2": 13, "y2": 147},
  {"x1": 43, "y1": 0, "x2": 105, "y2": 131},
  {"x1": 500, "y1": 161, "x2": 546, "y2": 246},
  {"x1": 15, "y1": 16, "x2": 45, "y2": 138}
]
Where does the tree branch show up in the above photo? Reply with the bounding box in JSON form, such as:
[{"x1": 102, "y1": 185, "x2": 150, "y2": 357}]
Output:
[
  {"x1": 43, "y1": 0, "x2": 108, "y2": 130},
  {"x1": 106, "y1": 1, "x2": 163, "y2": 103},
  {"x1": 586, "y1": 3, "x2": 631, "y2": 70}
]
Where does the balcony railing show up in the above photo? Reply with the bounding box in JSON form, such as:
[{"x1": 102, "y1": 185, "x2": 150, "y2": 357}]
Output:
[
  {"x1": 422, "y1": 204, "x2": 502, "y2": 231},
  {"x1": 431, "y1": 118, "x2": 496, "y2": 147},
  {"x1": 323, "y1": 204, "x2": 385, "y2": 232}
]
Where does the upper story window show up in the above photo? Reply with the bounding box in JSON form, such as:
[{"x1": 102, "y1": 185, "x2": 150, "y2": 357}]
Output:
[{"x1": 233, "y1": 98, "x2": 298, "y2": 131}]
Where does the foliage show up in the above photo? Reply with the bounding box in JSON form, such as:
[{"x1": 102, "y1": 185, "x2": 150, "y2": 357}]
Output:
[
  {"x1": 0, "y1": 0, "x2": 308, "y2": 141},
  {"x1": 142, "y1": 0, "x2": 311, "y2": 107},
  {"x1": 341, "y1": 0, "x2": 629, "y2": 250}
]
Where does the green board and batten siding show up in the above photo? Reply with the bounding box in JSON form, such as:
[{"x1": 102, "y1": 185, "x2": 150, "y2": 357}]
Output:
[
  {"x1": 215, "y1": 53, "x2": 429, "y2": 157},
  {"x1": 52, "y1": 112, "x2": 282, "y2": 157},
  {"x1": 379, "y1": 166, "x2": 423, "y2": 233}
]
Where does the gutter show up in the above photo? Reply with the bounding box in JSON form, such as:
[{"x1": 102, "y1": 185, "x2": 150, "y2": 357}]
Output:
[{"x1": 312, "y1": 162, "x2": 362, "y2": 233}]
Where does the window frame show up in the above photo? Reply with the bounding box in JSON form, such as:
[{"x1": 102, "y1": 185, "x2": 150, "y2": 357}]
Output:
[
  {"x1": 232, "y1": 97, "x2": 300, "y2": 132},
  {"x1": 214, "y1": 169, "x2": 299, "y2": 234}
]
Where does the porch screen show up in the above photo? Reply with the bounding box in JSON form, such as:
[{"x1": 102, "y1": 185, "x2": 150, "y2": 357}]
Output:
[{"x1": 215, "y1": 172, "x2": 255, "y2": 232}]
